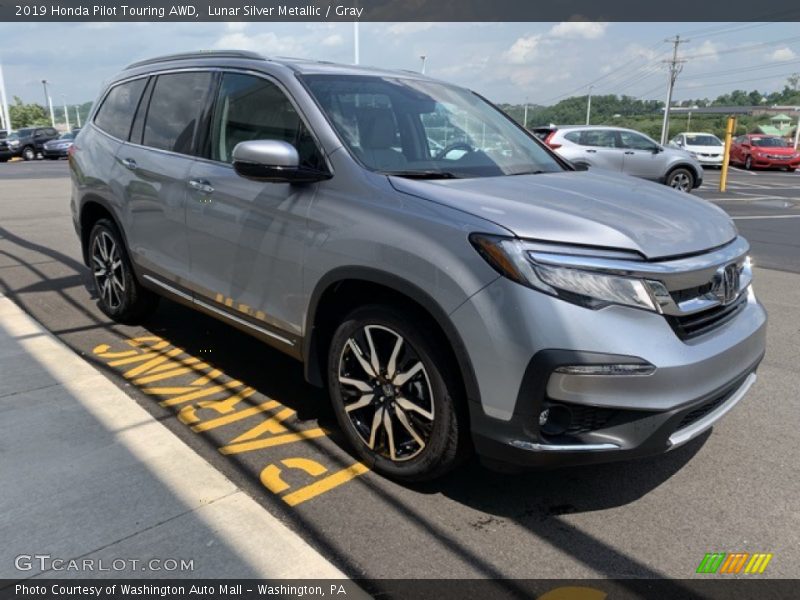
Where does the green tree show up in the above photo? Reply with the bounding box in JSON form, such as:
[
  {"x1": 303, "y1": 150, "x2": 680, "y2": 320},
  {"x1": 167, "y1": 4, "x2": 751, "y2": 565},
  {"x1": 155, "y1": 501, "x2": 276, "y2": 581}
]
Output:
[{"x1": 8, "y1": 96, "x2": 50, "y2": 128}]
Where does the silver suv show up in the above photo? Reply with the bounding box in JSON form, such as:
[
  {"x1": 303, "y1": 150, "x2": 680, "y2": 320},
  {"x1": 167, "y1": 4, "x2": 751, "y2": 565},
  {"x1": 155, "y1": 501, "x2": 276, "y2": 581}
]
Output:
[
  {"x1": 70, "y1": 52, "x2": 766, "y2": 481},
  {"x1": 540, "y1": 125, "x2": 704, "y2": 192}
]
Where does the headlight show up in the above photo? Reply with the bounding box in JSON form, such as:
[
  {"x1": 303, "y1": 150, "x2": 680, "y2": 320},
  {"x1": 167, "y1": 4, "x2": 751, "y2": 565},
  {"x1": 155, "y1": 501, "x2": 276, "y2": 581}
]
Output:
[
  {"x1": 470, "y1": 234, "x2": 656, "y2": 311},
  {"x1": 8, "y1": 139, "x2": 19, "y2": 146}
]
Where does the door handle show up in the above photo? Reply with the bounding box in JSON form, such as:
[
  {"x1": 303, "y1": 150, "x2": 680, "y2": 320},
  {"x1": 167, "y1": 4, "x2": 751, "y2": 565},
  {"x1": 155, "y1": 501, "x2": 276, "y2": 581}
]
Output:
[
  {"x1": 624, "y1": 151, "x2": 635, "y2": 155},
  {"x1": 188, "y1": 179, "x2": 215, "y2": 194},
  {"x1": 585, "y1": 149, "x2": 597, "y2": 153},
  {"x1": 121, "y1": 158, "x2": 137, "y2": 170}
]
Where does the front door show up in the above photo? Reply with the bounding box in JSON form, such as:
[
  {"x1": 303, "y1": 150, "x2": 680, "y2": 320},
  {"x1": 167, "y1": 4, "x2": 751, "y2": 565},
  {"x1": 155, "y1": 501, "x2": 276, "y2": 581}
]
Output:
[
  {"x1": 185, "y1": 72, "x2": 327, "y2": 342},
  {"x1": 619, "y1": 130, "x2": 665, "y2": 181}
]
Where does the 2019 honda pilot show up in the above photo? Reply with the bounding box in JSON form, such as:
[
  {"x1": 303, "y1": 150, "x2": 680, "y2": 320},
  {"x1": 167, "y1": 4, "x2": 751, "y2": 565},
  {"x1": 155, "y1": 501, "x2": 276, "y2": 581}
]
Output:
[{"x1": 70, "y1": 51, "x2": 766, "y2": 481}]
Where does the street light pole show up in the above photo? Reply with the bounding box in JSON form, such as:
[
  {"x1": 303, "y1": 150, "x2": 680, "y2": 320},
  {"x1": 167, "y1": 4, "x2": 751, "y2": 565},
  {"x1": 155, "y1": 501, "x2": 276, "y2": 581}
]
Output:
[
  {"x1": 523, "y1": 97, "x2": 528, "y2": 129},
  {"x1": 75, "y1": 105, "x2": 81, "y2": 128},
  {"x1": 42, "y1": 80, "x2": 55, "y2": 127},
  {"x1": 0, "y1": 63, "x2": 11, "y2": 132},
  {"x1": 420, "y1": 55, "x2": 427, "y2": 74},
  {"x1": 585, "y1": 85, "x2": 593, "y2": 125},
  {"x1": 62, "y1": 94, "x2": 70, "y2": 130}
]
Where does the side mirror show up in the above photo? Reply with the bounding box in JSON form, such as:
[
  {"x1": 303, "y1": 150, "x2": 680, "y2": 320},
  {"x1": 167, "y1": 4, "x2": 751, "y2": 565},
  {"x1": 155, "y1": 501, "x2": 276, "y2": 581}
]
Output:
[
  {"x1": 232, "y1": 140, "x2": 330, "y2": 184},
  {"x1": 571, "y1": 161, "x2": 589, "y2": 171},
  {"x1": 652, "y1": 145, "x2": 663, "y2": 154}
]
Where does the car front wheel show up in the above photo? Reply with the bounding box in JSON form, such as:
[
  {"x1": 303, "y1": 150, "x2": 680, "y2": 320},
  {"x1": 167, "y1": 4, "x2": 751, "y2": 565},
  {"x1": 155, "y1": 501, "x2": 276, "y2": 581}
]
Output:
[
  {"x1": 328, "y1": 305, "x2": 466, "y2": 481},
  {"x1": 667, "y1": 167, "x2": 695, "y2": 192}
]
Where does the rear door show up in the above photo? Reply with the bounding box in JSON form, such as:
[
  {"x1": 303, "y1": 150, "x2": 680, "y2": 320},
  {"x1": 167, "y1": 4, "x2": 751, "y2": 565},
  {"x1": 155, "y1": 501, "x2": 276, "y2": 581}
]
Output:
[
  {"x1": 579, "y1": 129, "x2": 625, "y2": 171},
  {"x1": 619, "y1": 130, "x2": 665, "y2": 180},
  {"x1": 117, "y1": 71, "x2": 214, "y2": 284},
  {"x1": 184, "y1": 71, "x2": 326, "y2": 342}
]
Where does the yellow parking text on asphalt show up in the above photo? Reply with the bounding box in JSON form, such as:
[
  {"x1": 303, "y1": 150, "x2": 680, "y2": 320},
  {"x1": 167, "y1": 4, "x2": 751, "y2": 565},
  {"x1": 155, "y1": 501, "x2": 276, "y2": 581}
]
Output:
[{"x1": 93, "y1": 335, "x2": 369, "y2": 506}]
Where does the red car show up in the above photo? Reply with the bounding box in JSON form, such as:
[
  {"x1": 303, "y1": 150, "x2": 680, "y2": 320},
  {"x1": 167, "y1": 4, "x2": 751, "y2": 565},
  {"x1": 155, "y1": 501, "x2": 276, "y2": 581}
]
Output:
[{"x1": 729, "y1": 134, "x2": 800, "y2": 171}]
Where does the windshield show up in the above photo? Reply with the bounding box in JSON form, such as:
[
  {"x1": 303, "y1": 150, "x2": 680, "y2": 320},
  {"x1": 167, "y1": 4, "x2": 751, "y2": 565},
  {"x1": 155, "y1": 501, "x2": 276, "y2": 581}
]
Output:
[
  {"x1": 8, "y1": 132, "x2": 19, "y2": 141},
  {"x1": 59, "y1": 132, "x2": 75, "y2": 140},
  {"x1": 751, "y1": 137, "x2": 787, "y2": 147},
  {"x1": 685, "y1": 134, "x2": 721, "y2": 146},
  {"x1": 301, "y1": 74, "x2": 564, "y2": 178}
]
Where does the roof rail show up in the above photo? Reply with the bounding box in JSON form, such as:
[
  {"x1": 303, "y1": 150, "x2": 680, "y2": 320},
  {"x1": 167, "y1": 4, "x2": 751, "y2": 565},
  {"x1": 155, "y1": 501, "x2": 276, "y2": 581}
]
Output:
[{"x1": 124, "y1": 50, "x2": 264, "y2": 70}]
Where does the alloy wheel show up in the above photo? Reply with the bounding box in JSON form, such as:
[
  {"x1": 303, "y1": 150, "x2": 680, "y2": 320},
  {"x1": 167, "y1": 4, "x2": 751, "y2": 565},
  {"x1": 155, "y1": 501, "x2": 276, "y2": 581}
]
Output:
[
  {"x1": 337, "y1": 325, "x2": 435, "y2": 462},
  {"x1": 670, "y1": 171, "x2": 692, "y2": 192},
  {"x1": 91, "y1": 230, "x2": 126, "y2": 311}
]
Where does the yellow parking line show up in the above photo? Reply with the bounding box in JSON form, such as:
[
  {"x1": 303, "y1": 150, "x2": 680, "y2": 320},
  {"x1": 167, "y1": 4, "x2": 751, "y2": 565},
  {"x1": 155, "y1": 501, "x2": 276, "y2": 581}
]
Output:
[
  {"x1": 219, "y1": 428, "x2": 328, "y2": 455},
  {"x1": 282, "y1": 462, "x2": 370, "y2": 507}
]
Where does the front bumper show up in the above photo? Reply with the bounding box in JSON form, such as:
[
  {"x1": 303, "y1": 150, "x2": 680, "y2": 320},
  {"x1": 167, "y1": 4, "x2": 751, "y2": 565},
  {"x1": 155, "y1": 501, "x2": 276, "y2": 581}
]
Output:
[
  {"x1": 450, "y1": 275, "x2": 767, "y2": 468},
  {"x1": 750, "y1": 157, "x2": 800, "y2": 169},
  {"x1": 43, "y1": 146, "x2": 70, "y2": 157}
]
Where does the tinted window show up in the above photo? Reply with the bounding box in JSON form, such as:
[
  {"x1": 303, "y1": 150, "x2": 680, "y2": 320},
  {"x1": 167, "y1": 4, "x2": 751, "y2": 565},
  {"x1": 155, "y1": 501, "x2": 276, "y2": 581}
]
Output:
[
  {"x1": 685, "y1": 134, "x2": 721, "y2": 146},
  {"x1": 209, "y1": 73, "x2": 324, "y2": 170},
  {"x1": 619, "y1": 131, "x2": 657, "y2": 150},
  {"x1": 751, "y1": 137, "x2": 787, "y2": 147},
  {"x1": 144, "y1": 72, "x2": 213, "y2": 155},
  {"x1": 564, "y1": 131, "x2": 581, "y2": 143},
  {"x1": 94, "y1": 78, "x2": 147, "y2": 140},
  {"x1": 581, "y1": 130, "x2": 618, "y2": 148}
]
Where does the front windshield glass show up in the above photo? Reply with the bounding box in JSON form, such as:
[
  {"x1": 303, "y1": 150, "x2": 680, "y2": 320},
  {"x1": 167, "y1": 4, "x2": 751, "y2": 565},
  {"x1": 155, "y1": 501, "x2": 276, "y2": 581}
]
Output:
[
  {"x1": 59, "y1": 132, "x2": 75, "y2": 140},
  {"x1": 685, "y1": 134, "x2": 721, "y2": 146},
  {"x1": 751, "y1": 137, "x2": 787, "y2": 147},
  {"x1": 301, "y1": 74, "x2": 563, "y2": 178}
]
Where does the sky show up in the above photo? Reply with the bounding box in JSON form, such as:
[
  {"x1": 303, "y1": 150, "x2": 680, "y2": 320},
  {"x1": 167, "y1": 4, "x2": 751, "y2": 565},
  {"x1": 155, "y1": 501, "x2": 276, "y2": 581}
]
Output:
[{"x1": 1, "y1": 21, "x2": 799, "y2": 108}]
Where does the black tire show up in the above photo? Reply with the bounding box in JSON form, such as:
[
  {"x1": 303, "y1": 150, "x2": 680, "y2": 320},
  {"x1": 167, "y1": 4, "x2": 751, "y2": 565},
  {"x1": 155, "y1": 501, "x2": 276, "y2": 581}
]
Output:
[
  {"x1": 88, "y1": 218, "x2": 158, "y2": 323},
  {"x1": 22, "y1": 146, "x2": 35, "y2": 161},
  {"x1": 328, "y1": 305, "x2": 467, "y2": 481},
  {"x1": 786, "y1": 167, "x2": 795, "y2": 172},
  {"x1": 0, "y1": 158, "x2": 8, "y2": 163},
  {"x1": 744, "y1": 155, "x2": 752, "y2": 170},
  {"x1": 666, "y1": 167, "x2": 695, "y2": 193}
]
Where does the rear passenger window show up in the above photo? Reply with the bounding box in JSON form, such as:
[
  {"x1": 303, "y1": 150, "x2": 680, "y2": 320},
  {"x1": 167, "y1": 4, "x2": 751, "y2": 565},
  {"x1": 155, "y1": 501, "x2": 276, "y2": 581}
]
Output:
[
  {"x1": 564, "y1": 131, "x2": 581, "y2": 143},
  {"x1": 209, "y1": 73, "x2": 325, "y2": 170},
  {"x1": 143, "y1": 72, "x2": 214, "y2": 155},
  {"x1": 94, "y1": 79, "x2": 147, "y2": 141},
  {"x1": 581, "y1": 130, "x2": 617, "y2": 148}
]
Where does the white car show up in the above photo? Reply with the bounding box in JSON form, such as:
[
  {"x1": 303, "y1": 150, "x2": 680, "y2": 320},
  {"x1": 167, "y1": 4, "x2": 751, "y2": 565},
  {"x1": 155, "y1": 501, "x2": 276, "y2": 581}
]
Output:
[{"x1": 670, "y1": 132, "x2": 724, "y2": 168}]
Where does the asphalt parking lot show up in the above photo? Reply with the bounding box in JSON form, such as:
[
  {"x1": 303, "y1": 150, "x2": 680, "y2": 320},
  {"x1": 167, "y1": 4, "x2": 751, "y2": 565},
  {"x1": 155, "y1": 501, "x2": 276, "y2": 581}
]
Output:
[{"x1": 1, "y1": 159, "x2": 799, "y2": 582}]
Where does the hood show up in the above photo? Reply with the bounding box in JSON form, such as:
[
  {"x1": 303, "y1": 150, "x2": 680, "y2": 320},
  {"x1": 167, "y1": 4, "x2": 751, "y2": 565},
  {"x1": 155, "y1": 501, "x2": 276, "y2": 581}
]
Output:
[
  {"x1": 684, "y1": 145, "x2": 723, "y2": 154},
  {"x1": 389, "y1": 170, "x2": 737, "y2": 260},
  {"x1": 751, "y1": 145, "x2": 796, "y2": 155}
]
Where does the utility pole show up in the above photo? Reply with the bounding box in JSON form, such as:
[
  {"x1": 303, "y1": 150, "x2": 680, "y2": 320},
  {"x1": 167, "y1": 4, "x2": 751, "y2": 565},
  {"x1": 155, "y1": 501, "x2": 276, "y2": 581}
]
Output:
[
  {"x1": 75, "y1": 105, "x2": 81, "y2": 128},
  {"x1": 585, "y1": 85, "x2": 593, "y2": 125},
  {"x1": 660, "y1": 35, "x2": 688, "y2": 145}
]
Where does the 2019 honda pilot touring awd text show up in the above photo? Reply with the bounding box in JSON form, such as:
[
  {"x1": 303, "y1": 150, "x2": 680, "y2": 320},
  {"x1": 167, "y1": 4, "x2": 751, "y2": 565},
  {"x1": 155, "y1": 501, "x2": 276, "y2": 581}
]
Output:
[{"x1": 70, "y1": 52, "x2": 766, "y2": 481}]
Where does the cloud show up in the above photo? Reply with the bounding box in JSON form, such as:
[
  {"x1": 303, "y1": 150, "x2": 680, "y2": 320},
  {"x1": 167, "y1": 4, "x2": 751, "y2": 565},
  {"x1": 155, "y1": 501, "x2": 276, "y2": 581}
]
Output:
[
  {"x1": 212, "y1": 32, "x2": 305, "y2": 57},
  {"x1": 692, "y1": 40, "x2": 720, "y2": 62},
  {"x1": 502, "y1": 35, "x2": 542, "y2": 64},
  {"x1": 386, "y1": 22, "x2": 436, "y2": 35},
  {"x1": 321, "y1": 34, "x2": 344, "y2": 47},
  {"x1": 769, "y1": 47, "x2": 796, "y2": 61},
  {"x1": 549, "y1": 21, "x2": 608, "y2": 39}
]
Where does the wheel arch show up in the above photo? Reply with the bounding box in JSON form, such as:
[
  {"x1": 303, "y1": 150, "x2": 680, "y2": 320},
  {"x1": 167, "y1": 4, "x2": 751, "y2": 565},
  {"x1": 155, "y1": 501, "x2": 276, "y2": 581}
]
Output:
[
  {"x1": 78, "y1": 196, "x2": 128, "y2": 267},
  {"x1": 666, "y1": 162, "x2": 701, "y2": 185},
  {"x1": 303, "y1": 267, "x2": 482, "y2": 410}
]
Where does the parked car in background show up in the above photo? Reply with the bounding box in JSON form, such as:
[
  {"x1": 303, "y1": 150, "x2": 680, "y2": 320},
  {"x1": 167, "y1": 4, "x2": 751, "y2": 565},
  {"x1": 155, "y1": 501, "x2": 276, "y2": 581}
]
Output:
[
  {"x1": 729, "y1": 134, "x2": 800, "y2": 171},
  {"x1": 70, "y1": 51, "x2": 765, "y2": 481},
  {"x1": 43, "y1": 131, "x2": 77, "y2": 159},
  {"x1": 0, "y1": 126, "x2": 60, "y2": 161},
  {"x1": 536, "y1": 125, "x2": 703, "y2": 192},
  {"x1": 670, "y1": 132, "x2": 724, "y2": 168}
]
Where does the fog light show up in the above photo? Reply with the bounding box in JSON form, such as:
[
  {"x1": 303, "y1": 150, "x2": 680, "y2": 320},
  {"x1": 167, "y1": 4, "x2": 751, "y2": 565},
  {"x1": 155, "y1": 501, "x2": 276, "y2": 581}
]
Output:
[
  {"x1": 538, "y1": 409, "x2": 550, "y2": 426},
  {"x1": 554, "y1": 364, "x2": 655, "y2": 376},
  {"x1": 538, "y1": 405, "x2": 571, "y2": 436}
]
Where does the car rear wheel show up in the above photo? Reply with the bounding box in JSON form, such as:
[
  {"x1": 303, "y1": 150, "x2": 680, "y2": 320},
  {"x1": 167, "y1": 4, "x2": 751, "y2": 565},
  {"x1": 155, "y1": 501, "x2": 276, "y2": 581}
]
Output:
[
  {"x1": 88, "y1": 218, "x2": 158, "y2": 323},
  {"x1": 22, "y1": 146, "x2": 35, "y2": 161},
  {"x1": 328, "y1": 305, "x2": 466, "y2": 481},
  {"x1": 666, "y1": 167, "x2": 694, "y2": 192}
]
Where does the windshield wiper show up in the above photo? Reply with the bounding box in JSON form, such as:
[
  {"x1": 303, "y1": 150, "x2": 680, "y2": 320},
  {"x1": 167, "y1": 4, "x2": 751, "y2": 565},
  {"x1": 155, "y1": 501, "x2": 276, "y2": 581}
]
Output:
[
  {"x1": 508, "y1": 169, "x2": 549, "y2": 176},
  {"x1": 382, "y1": 170, "x2": 460, "y2": 179}
]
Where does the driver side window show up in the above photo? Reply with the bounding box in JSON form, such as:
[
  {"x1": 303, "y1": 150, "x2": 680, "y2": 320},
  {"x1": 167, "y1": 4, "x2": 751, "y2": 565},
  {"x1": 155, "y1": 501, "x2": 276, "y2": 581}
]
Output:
[
  {"x1": 210, "y1": 73, "x2": 325, "y2": 170},
  {"x1": 619, "y1": 131, "x2": 657, "y2": 151}
]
